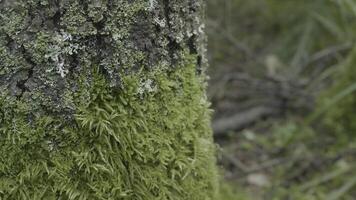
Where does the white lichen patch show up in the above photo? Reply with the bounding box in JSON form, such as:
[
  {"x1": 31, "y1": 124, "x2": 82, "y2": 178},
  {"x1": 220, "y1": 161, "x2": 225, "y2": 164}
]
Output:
[
  {"x1": 45, "y1": 32, "x2": 79, "y2": 78},
  {"x1": 46, "y1": 140, "x2": 55, "y2": 151},
  {"x1": 57, "y1": 55, "x2": 67, "y2": 78},
  {"x1": 154, "y1": 17, "x2": 166, "y2": 28},
  {"x1": 112, "y1": 33, "x2": 122, "y2": 41},
  {"x1": 138, "y1": 78, "x2": 157, "y2": 96},
  {"x1": 148, "y1": 0, "x2": 157, "y2": 11},
  {"x1": 55, "y1": 32, "x2": 73, "y2": 42},
  {"x1": 198, "y1": 23, "x2": 205, "y2": 35}
]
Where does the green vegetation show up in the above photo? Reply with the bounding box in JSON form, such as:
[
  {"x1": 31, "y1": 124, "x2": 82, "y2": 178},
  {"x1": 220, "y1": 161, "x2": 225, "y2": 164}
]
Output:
[
  {"x1": 0, "y1": 54, "x2": 219, "y2": 199},
  {"x1": 207, "y1": 0, "x2": 356, "y2": 199},
  {"x1": 319, "y1": 48, "x2": 356, "y2": 140}
]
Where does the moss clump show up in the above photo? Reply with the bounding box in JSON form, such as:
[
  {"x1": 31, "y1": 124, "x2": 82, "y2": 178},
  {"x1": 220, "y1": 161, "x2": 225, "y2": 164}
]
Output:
[{"x1": 0, "y1": 55, "x2": 219, "y2": 199}]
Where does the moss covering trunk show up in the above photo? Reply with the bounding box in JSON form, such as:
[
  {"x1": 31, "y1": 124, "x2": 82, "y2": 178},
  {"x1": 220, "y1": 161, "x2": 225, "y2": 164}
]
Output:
[{"x1": 0, "y1": 0, "x2": 219, "y2": 199}]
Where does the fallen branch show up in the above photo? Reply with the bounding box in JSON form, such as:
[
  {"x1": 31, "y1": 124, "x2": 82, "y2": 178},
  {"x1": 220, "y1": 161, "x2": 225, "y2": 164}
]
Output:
[{"x1": 213, "y1": 106, "x2": 279, "y2": 136}]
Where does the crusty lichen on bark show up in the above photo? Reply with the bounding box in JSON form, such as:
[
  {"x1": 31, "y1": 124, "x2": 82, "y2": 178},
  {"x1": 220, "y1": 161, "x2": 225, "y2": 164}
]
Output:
[{"x1": 0, "y1": 0, "x2": 207, "y2": 116}]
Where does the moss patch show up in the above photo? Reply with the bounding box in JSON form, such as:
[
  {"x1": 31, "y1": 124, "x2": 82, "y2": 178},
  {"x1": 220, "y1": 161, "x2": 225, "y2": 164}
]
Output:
[{"x1": 0, "y1": 55, "x2": 219, "y2": 199}]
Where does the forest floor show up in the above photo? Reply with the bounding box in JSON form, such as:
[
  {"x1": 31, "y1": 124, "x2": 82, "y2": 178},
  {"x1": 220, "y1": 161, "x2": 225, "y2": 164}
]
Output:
[{"x1": 207, "y1": 0, "x2": 356, "y2": 199}]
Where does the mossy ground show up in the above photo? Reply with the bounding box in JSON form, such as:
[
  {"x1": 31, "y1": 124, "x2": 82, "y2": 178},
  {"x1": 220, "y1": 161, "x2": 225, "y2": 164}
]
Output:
[{"x1": 207, "y1": 0, "x2": 356, "y2": 199}]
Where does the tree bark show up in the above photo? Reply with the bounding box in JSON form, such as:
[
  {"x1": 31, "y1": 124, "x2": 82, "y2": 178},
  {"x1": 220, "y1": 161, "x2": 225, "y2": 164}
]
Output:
[{"x1": 0, "y1": 0, "x2": 218, "y2": 199}]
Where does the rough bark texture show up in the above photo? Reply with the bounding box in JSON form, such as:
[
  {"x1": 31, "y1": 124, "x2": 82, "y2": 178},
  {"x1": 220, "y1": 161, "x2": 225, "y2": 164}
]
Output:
[{"x1": 0, "y1": 0, "x2": 218, "y2": 199}]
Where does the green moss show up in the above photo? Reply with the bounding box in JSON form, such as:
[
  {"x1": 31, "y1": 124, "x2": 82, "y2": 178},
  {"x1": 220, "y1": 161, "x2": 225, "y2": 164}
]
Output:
[{"x1": 0, "y1": 55, "x2": 219, "y2": 199}]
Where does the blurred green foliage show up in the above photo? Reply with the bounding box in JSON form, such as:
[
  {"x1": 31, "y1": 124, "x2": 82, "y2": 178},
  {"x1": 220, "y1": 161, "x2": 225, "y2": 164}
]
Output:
[
  {"x1": 207, "y1": 0, "x2": 356, "y2": 75},
  {"x1": 319, "y1": 49, "x2": 356, "y2": 140},
  {"x1": 208, "y1": 0, "x2": 356, "y2": 199}
]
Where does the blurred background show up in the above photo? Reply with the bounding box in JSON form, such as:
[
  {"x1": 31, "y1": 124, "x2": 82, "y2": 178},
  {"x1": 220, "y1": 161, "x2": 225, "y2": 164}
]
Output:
[{"x1": 206, "y1": 0, "x2": 356, "y2": 199}]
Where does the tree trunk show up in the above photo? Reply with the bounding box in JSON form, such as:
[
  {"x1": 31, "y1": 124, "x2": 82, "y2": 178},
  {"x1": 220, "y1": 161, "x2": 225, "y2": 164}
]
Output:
[{"x1": 0, "y1": 0, "x2": 218, "y2": 199}]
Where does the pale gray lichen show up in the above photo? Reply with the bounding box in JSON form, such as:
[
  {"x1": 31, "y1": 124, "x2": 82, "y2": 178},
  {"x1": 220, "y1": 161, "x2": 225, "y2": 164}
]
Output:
[
  {"x1": 154, "y1": 17, "x2": 166, "y2": 28},
  {"x1": 148, "y1": 0, "x2": 158, "y2": 11},
  {"x1": 45, "y1": 32, "x2": 79, "y2": 78},
  {"x1": 138, "y1": 78, "x2": 157, "y2": 96}
]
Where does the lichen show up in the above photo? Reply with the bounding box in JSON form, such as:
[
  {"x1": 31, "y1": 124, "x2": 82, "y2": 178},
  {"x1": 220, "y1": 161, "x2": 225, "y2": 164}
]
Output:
[
  {"x1": 0, "y1": 0, "x2": 206, "y2": 116},
  {"x1": 148, "y1": 0, "x2": 158, "y2": 12}
]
